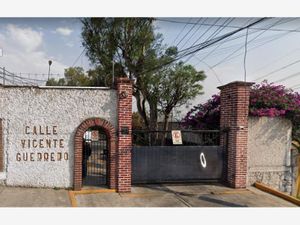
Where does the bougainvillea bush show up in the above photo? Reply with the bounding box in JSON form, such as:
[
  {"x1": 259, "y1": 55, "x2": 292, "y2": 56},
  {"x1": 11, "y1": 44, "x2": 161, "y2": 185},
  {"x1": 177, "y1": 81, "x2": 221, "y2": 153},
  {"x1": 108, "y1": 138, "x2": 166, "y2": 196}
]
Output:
[
  {"x1": 181, "y1": 81, "x2": 300, "y2": 139},
  {"x1": 181, "y1": 94, "x2": 220, "y2": 129}
]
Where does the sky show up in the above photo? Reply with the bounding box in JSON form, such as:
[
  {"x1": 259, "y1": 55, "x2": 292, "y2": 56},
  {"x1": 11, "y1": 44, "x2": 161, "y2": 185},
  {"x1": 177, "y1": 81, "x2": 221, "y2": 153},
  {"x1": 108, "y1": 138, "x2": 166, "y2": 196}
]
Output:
[
  {"x1": 1, "y1": 17, "x2": 300, "y2": 118},
  {"x1": 0, "y1": 18, "x2": 87, "y2": 81}
]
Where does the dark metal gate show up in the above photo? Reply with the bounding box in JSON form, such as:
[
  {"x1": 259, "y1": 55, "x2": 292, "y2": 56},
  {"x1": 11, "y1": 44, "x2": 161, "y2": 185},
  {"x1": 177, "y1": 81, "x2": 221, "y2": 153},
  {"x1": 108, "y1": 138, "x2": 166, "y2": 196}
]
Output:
[
  {"x1": 132, "y1": 130, "x2": 224, "y2": 184},
  {"x1": 82, "y1": 127, "x2": 108, "y2": 187}
]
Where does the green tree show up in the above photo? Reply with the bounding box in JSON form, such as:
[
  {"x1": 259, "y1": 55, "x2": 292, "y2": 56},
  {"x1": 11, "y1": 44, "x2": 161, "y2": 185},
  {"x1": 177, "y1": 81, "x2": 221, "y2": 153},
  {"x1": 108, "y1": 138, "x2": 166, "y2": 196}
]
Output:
[
  {"x1": 132, "y1": 112, "x2": 145, "y2": 130},
  {"x1": 157, "y1": 62, "x2": 206, "y2": 131},
  {"x1": 46, "y1": 67, "x2": 91, "y2": 86},
  {"x1": 46, "y1": 78, "x2": 66, "y2": 86},
  {"x1": 81, "y1": 18, "x2": 206, "y2": 131},
  {"x1": 64, "y1": 67, "x2": 90, "y2": 86}
]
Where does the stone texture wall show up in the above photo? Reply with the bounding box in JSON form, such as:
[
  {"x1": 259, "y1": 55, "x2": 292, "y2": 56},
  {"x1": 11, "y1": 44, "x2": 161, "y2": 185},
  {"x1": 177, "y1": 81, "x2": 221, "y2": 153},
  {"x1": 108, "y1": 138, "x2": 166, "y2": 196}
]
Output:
[
  {"x1": 0, "y1": 86, "x2": 117, "y2": 188},
  {"x1": 247, "y1": 117, "x2": 293, "y2": 193},
  {"x1": 0, "y1": 119, "x2": 3, "y2": 172},
  {"x1": 291, "y1": 150, "x2": 299, "y2": 197}
]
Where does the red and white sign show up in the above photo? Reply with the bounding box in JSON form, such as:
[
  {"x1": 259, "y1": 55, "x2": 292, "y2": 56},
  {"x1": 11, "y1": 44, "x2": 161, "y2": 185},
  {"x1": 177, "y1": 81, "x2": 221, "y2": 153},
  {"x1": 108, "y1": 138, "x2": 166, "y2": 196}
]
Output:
[{"x1": 171, "y1": 130, "x2": 182, "y2": 145}]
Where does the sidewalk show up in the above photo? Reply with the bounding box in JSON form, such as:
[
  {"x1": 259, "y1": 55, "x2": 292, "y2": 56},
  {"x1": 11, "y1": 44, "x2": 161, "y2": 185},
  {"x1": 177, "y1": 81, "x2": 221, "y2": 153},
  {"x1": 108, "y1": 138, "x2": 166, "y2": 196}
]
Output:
[
  {"x1": 0, "y1": 186, "x2": 70, "y2": 207},
  {"x1": 0, "y1": 183, "x2": 297, "y2": 207},
  {"x1": 75, "y1": 183, "x2": 298, "y2": 207}
]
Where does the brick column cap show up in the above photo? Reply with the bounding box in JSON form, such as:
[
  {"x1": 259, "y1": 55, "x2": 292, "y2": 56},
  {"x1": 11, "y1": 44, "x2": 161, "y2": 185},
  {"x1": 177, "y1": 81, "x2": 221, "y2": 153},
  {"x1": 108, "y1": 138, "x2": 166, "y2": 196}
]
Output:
[
  {"x1": 116, "y1": 77, "x2": 134, "y2": 84},
  {"x1": 217, "y1": 81, "x2": 254, "y2": 90}
]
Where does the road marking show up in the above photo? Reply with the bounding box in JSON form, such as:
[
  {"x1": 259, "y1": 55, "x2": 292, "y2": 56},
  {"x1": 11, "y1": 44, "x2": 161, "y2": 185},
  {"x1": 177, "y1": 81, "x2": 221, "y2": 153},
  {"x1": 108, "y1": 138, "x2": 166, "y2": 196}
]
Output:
[
  {"x1": 68, "y1": 188, "x2": 116, "y2": 207},
  {"x1": 68, "y1": 191, "x2": 77, "y2": 207},
  {"x1": 73, "y1": 189, "x2": 116, "y2": 195},
  {"x1": 119, "y1": 193, "x2": 161, "y2": 198},
  {"x1": 211, "y1": 189, "x2": 252, "y2": 195}
]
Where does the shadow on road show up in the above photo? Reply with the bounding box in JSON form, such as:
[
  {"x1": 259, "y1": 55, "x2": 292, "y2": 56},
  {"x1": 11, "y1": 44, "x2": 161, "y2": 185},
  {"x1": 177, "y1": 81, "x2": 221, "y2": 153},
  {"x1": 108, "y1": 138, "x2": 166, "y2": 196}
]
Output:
[{"x1": 198, "y1": 195, "x2": 247, "y2": 207}]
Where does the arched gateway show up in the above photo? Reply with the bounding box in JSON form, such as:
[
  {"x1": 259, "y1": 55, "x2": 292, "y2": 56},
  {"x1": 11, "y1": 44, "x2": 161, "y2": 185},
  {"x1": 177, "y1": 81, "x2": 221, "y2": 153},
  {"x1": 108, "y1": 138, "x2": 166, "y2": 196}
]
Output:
[{"x1": 74, "y1": 118, "x2": 116, "y2": 190}]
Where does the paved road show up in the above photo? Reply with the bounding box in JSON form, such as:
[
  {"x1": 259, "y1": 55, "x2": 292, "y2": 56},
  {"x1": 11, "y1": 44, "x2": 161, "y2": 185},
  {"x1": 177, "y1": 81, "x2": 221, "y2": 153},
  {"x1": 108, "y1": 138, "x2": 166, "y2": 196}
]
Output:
[
  {"x1": 76, "y1": 183, "x2": 298, "y2": 207},
  {"x1": 0, "y1": 183, "x2": 297, "y2": 207}
]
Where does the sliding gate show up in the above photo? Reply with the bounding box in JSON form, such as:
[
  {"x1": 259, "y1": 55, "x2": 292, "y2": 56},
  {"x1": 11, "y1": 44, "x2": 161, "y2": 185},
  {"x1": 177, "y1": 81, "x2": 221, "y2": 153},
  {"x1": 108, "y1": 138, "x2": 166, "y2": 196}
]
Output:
[{"x1": 132, "y1": 130, "x2": 225, "y2": 184}]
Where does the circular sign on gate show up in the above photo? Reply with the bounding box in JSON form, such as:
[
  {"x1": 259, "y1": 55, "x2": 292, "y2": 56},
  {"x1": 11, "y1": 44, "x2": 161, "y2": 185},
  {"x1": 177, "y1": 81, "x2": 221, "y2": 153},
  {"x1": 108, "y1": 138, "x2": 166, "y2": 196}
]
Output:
[{"x1": 200, "y1": 152, "x2": 207, "y2": 168}]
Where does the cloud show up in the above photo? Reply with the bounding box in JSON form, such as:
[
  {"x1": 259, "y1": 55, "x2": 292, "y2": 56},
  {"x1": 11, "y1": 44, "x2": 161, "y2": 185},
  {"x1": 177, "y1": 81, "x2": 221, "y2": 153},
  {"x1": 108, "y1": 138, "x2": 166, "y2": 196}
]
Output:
[
  {"x1": 55, "y1": 27, "x2": 73, "y2": 36},
  {"x1": 6, "y1": 24, "x2": 43, "y2": 52},
  {"x1": 0, "y1": 24, "x2": 67, "y2": 83}
]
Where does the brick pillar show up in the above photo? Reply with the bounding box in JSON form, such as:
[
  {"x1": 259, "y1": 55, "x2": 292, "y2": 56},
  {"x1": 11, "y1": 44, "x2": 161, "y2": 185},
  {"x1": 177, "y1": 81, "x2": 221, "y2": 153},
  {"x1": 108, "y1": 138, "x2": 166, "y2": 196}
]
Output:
[
  {"x1": 116, "y1": 77, "x2": 133, "y2": 193},
  {"x1": 218, "y1": 81, "x2": 254, "y2": 188}
]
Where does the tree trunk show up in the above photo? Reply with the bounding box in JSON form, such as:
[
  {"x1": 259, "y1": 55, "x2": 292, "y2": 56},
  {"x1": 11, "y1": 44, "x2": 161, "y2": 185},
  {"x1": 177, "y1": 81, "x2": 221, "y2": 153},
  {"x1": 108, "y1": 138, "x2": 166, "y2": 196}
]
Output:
[
  {"x1": 149, "y1": 102, "x2": 158, "y2": 145},
  {"x1": 161, "y1": 113, "x2": 170, "y2": 146},
  {"x1": 133, "y1": 91, "x2": 149, "y2": 129},
  {"x1": 133, "y1": 90, "x2": 159, "y2": 145}
]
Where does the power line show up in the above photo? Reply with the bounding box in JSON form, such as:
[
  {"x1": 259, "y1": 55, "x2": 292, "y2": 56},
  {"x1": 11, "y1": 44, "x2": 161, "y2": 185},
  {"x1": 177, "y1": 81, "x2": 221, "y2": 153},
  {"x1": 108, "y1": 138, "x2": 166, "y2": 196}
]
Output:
[
  {"x1": 183, "y1": 18, "x2": 231, "y2": 63},
  {"x1": 71, "y1": 48, "x2": 86, "y2": 67},
  {"x1": 211, "y1": 30, "x2": 293, "y2": 66},
  {"x1": 293, "y1": 87, "x2": 300, "y2": 90},
  {"x1": 161, "y1": 18, "x2": 267, "y2": 73},
  {"x1": 195, "y1": 57, "x2": 223, "y2": 85},
  {"x1": 139, "y1": 18, "x2": 268, "y2": 76},
  {"x1": 156, "y1": 18, "x2": 300, "y2": 33},
  {"x1": 289, "y1": 83, "x2": 300, "y2": 89},
  {"x1": 272, "y1": 71, "x2": 300, "y2": 83},
  {"x1": 250, "y1": 48, "x2": 300, "y2": 75},
  {"x1": 180, "y1": 18, "x2": 206, "y2": 49},
  {"x1": 192, "y1": 22, "x2": 269, "y2": 68},
  {"x1": 185, "y1": 18, "x2": 220, "y2": 51},
  {"x1": 206, "y1": 18, "x2": 298, "y2": 68},
  {"x1": 254, "y1": 59, "x2": 300, "y2": 81},
  {"x1": 195, "y1": 18, "x2": 251, "y2": 64},
  {"x1": 175, "y1": 18, "x2": 202, "y2": 48},
  {"x1": 182, "y1": 18, "x2": 237, "y2": 65},
  {"x1": 171, "y1": 18, "x2": 192, "y2": 45},
  {"x1": 211, "y1": 18, "x2": 286, "y2": 68},
  {"x1": 196, "y1": 19, "x2": 251, "y2": 82}
]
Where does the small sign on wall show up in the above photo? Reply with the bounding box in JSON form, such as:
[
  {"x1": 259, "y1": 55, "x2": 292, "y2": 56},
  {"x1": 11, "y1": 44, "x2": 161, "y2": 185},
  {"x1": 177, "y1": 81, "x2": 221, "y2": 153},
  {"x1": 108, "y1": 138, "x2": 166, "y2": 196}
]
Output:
[{"x1": 171, "y1": 130, "x2": 182, "y2": 145}]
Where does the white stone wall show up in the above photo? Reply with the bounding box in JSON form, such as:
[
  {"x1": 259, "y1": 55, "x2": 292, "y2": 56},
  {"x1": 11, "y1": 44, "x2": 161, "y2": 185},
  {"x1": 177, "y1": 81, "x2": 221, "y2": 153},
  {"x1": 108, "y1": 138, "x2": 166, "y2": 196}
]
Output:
[
  {"x1": 291, "y1": 150, "x2": 299, "y2": 197},
  {"x1": 0, "y1": 86, "x2": 117, "y2": 188},
  {"x1": 247, "y1": 117, "x2": 293, "y2": 193}
]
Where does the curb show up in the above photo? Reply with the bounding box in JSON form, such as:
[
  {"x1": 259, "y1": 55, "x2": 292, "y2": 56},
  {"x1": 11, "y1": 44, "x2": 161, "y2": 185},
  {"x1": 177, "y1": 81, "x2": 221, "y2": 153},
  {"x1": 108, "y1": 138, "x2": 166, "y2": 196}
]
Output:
[{"x1": 254, "y1": 182, "x2": 300, "y2": 206}]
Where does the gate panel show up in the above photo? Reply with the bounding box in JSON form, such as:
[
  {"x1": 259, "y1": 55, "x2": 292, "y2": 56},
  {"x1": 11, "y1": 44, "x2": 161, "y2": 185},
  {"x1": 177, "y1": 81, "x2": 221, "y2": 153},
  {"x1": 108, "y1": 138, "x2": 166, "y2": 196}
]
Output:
[
  {"x1": 82, "y1": 128, "x2": 108, "y2": 187},
  {"x1": 132, "y1": 146, "x2": 223, "y2": 183}
]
